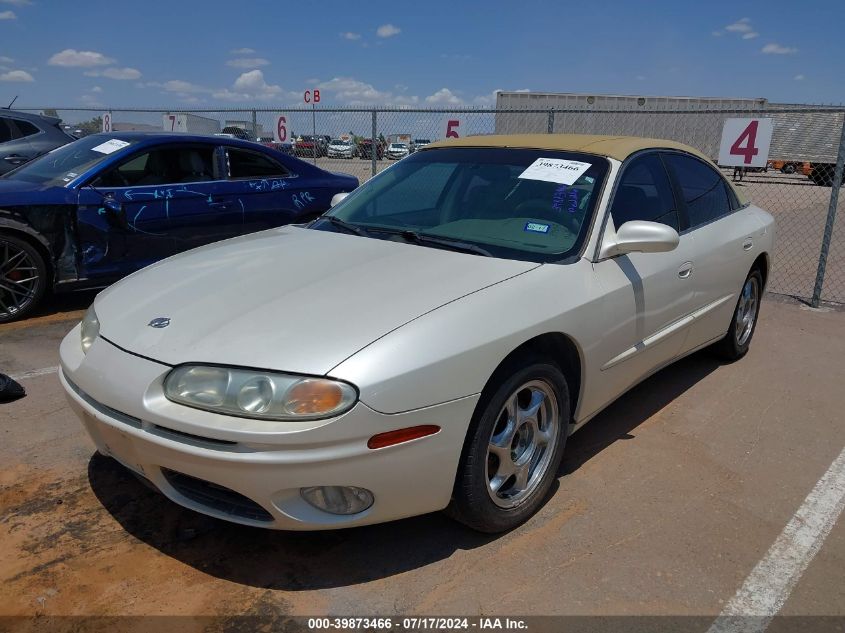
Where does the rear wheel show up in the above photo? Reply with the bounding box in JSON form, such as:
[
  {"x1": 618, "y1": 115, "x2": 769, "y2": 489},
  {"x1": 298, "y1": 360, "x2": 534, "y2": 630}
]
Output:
[
  {"x1": 0, "y1": 234, "x2": 48, "y2": 323},
  {"x1": 714, "y1": 269, "x2": 763, "y2": 361},
  {"x1": 447, "y1": 358, "x2": 569, "y2": 533}
]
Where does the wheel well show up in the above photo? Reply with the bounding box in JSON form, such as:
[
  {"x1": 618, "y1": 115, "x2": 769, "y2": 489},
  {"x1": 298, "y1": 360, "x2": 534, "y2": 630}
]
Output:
[
  {"x1": 0, "y1": 228, "x2": 54, "y2": 285},
  {"x1": 752, "y1": 252, "x2": 769, "y2": 290},
  {"x1": 487, "y1": 333, "x2": 582, "y2": 419}
]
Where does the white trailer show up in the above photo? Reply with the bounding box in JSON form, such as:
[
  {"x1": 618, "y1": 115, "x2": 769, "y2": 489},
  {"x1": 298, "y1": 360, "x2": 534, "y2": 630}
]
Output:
[{"x1": 162, "y1": 113, "x2": 221, "y2": 135}]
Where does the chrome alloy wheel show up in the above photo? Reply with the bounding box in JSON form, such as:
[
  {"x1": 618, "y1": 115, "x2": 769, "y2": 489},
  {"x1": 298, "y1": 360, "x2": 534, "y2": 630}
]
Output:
[
  {"x1": 735, "y1": 276, "x2": 759, "y2": 347},
  {"x1": 0, "y1": 241, "x2": 40, "y2": 320},
  {"x1": 485, "y1": 379, "x2": 560, "y2": 508}
]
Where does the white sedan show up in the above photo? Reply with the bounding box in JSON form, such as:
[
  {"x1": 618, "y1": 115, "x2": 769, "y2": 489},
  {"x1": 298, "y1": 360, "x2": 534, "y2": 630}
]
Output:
[{"x1": 60, "y1": 134, "x2": 774, "y2": 533}]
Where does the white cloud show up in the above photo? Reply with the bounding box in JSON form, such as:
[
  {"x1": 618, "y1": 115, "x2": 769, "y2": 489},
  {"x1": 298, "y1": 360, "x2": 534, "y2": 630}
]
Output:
[
  {"x1": 316, "y1": 76, "x2": 418, "y2": 106},
  {"x1": 340, "y1": 32, "x2": 361, "y2": 40},
  {"x1": 762, "y1": 43, "x2": 798, "y2": 54},
  {"x1": 794, "y1": 74, "x2": 805, "y2": 81},
  {"x1": 48, "y1": 49, "x2": 115, "y2": 67},
  {"x1": 84, "y1": 66, "x2": 142, "y2": 80},
  {"x1": 376, "y1": 23, "x2": 401, "y2": 38},
  {"x1": 0, "y1": 69, "x2": 33, "y2": 82},
  {"x1": 79, "y1": 93, "x2": 103, "y2": 106},
  {"x1": 742, "y1": 32, "x2": 759, "y2": 39},
  {"x1": 0, "y1": 56, "x2": 13, "y2": 63},
  {"x1": 712, "y1": 30, "x2": 723, "y2": 37},
  {"x1": 0, "y1": 10, "x2": 16, "y2": 19},
  {"x1": 1, "y1": 0, "x2": 32, "y2": 5},
  {"x1": 91, "y1": 85, "x2": 102, "y2": 92},
  {"x1": 214, "y1": 69, "x2": 292, "y2": 102},
  {"x1": 162, "y1": 79, "x2": 209, "y2": 93},
  {"x1": 226, "y1": 57, "x2": 269, "y2": 68},
  {"x1": 425, "y1": 87, "x2": 462, "y2": 105},
  {"x1": 230, "y1": 48, "x2": 255, "y2": 55},
  {"x1": 725, "y1": 18, "x2": 753, "y2": 33},
  {"x1": 473, "y1": 89, "x2": 502, "y2": 106}
]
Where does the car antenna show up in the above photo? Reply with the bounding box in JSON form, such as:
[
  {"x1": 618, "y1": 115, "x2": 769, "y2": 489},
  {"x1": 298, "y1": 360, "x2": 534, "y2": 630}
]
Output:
[{"x1": 4, "y1": 95, "x2": 18, "y2": 109}]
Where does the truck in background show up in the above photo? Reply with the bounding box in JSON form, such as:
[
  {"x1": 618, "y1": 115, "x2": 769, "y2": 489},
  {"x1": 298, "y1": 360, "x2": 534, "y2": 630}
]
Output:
[{"x1": 162, "y1": 113, "x2": 221, "y2": 135}]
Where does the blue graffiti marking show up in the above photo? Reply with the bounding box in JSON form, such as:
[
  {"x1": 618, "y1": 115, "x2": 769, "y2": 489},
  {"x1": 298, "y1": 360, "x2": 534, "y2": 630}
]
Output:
[
  {"x1": 247, "y1": 179, "x2": 289, "y2": 192},
  {"x1": 291, "y1": 191, "x2": 316, "y2": 210},
  {"x1": 124, "y1": 186, "x2": 209, "y2": 202},
  {"x1": 551, "y1": 185, "x2": 580, "y2": 214}
]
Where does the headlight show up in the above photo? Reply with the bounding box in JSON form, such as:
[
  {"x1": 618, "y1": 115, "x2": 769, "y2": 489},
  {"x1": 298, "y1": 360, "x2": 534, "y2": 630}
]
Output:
[
  {"x1": 163, "y1": 365, "x2": 357, "y2": 421},
  {"x1": 80, "y1": 305, "x2": 100, "y2": 354}
]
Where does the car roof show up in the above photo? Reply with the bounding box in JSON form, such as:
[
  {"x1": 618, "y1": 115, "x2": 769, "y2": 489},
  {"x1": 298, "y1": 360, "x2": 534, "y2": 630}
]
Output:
[
  {"x1": 424, "y1": 134, "x2": 710, "y2": 162},
  {"x1": 3, "y1": 108, "x2": 61, "y2": 126},
  {"x1": 86, "y1": 130, "x2": 261, "y2": 149}
]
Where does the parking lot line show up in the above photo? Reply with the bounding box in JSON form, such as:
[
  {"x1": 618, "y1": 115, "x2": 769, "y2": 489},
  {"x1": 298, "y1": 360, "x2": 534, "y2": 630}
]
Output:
[
  {"x1": 707, "y1": 445, "x2": 845, "y2": 633},
  {"x1": 9, "y1": 366, "x2": 59, "y2": 381}
]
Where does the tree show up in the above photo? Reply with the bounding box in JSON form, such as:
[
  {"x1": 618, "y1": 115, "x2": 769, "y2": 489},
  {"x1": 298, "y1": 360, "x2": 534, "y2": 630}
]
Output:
[{"x1": 74, "y1": 116, "x2": 103, "y2": 135}]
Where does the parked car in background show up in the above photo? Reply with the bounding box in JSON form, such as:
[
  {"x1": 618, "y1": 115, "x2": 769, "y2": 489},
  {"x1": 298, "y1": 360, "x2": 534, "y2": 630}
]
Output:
[
  {"x1": 328, "y1": 139, "x2": 357, "y2": 159},
  {"x1": 0, "y1": 132, "x2": 357, "y2": 321},
  {"x1": 412, "y1": 138, "x2": 432, "y2": 153},
  {"x1": 1, "y1": 110, "x2": 75, "y2": 175},
  {"x1": 257, "y1": 137, "x2": 294, "y2": 155},
  {"x1": 809, "y1": 163, "x2": 844, "y2": 187},
  {"x1": 357, "y1": 138, "x2": 385, "y2": 160},
  {"x1": 59, "y1": 134, "x2": 773, "y2": 533},
  {"x1": 295, "y1": 135, "x2": 328, "y2": 157},
  {"x1": 220, "y1": 126, "x2": 252, "y2": 141},
  {"x1": 386, "y1": 143, "x2": 410, "y2": 160}
]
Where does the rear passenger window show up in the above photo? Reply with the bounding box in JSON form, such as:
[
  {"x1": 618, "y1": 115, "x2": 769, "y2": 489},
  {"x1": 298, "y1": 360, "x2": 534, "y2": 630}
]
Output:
[
  {"x1": 227, "y1": 149, "x2": 288, "y2": 178},
  {"x1": 663, "y1": 153, "x2": 731, "y2": 228},
  {"x1": 610, "y1": 153, "x2": 679, "y2": 231},
  {"x1": 14, "y1": 120, "x2": 40, "y2": 138},
  {"x1": 0, "y1": 118, "x2": 12, "y2": 143}
]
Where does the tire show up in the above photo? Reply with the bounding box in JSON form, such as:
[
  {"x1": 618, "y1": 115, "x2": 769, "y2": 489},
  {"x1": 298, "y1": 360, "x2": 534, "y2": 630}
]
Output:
[
  {"x1": 447, "y1": 357, "x2": 569, "y2": 533},
  {"x1": 0, "y1": 233, "x2": 48, "y2": 323},
  {"x1": 714, "y1": 269, "x2": 763, "y2": 361}
]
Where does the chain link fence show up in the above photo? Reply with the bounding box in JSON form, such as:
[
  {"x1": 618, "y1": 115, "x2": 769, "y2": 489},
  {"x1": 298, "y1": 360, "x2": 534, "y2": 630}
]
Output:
[{"x1": 20, "y1": 104, "x2": 845, "y2": 306}]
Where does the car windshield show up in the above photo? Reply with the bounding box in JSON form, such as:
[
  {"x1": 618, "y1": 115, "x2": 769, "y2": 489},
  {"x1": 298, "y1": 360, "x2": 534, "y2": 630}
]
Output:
[
  {"x1": 3, "y1": 135, "x2": 139, "y2": 186},
  {"x1": 312, "y1": 147, "x2": 609, "y2": 263}
]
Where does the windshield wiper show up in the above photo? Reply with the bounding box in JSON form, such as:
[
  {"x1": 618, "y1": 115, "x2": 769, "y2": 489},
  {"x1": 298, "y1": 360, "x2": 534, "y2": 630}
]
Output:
[
  {"x1": 323, "y1": 215, "x2": 370, "y2": 236},
  {"x1": 395, "y1": 230, "x2": 493, "y2": 257}
]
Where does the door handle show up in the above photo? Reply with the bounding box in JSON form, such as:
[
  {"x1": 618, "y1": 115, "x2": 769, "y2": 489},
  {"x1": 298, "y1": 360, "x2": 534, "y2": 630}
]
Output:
[
  {"x1": 207, "y1": 200, "x2": 231, "y2": 210},
  {"x1": 3, "y1": 155, "x2": 27, "y2": 164},
  {"x1": 743, "y1": 238, "x2": 753, "y2": 251},
  {"x1": 678, "y1": 261, "x2": 694, "y2": 279}
]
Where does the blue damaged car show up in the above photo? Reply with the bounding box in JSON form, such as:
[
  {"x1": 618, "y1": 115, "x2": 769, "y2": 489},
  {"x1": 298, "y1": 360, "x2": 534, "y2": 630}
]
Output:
[{"x1": 0, "y1": 132, "x2": 358, "y2": 321}]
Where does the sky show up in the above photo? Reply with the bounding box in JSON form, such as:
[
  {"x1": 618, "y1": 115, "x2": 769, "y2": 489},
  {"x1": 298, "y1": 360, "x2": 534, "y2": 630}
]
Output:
[{"x1": 0, "y1": 0, "x2": 842, "y2": 111}]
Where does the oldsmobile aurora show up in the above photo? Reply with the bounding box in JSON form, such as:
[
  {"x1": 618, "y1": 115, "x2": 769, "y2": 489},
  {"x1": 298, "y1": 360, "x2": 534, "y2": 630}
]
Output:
[{"x1": 60, "y1": 134, "x2": 774, "y2": 533}]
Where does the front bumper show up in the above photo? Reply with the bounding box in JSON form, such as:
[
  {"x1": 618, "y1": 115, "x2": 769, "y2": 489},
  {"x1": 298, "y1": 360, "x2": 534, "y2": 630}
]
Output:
[{"x1": 59, "y1": 327, "x2": 477, "y2": 530}]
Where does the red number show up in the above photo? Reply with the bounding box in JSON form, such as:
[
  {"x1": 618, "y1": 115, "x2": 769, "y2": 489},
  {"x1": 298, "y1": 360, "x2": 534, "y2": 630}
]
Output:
[
  {"x1": 314, "y1": 89, "x2": 320, "y2": 103},
  {"x1": 730, "y1": 120, "x2": 760, "y2": 164},
  {"x1": 277, "y1": 116, "x2": 287, "y2": 142},
  {"x1": 446, "y1": 119, "x2": 460, "y2": 138},
  {"x1": 103, "y1": 114, "x2": 110, "y2": 132},
  {"x1": 168, "y1": 115, "x2": 176, "y2": 131}
]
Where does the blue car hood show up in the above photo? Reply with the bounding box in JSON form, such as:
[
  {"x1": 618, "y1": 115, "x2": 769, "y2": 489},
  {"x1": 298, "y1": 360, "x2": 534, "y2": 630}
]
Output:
[{"x1": 0, "y1": 179, "x2": 73, "y2": 204}]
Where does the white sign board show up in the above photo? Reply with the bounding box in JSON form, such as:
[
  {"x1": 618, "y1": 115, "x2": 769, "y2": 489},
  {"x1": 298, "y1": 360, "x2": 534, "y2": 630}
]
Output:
[
  {"x1": 439, "y1": 116, "x2": 463, "y2": 141},
  {"x1": 101, "y1": 112, "x2": 112, "y2": 133},
  {"x1": 718, "y1": 118, "x2": 774, "y2": 168},
  {"x1": 163, "y1": 113, "x2": 185, "y2": 132},
  {"x1": 518, "y1": 158, "x2": 593, "y2": 185},
  {"x1": 273, "y1": 114, "x2": 289, "y2": 143}
]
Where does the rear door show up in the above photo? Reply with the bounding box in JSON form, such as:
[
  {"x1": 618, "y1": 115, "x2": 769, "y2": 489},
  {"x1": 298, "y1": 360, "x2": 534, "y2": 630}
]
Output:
[{"x1": 661, "y1": 152, "x2": 763, "y2": 349}]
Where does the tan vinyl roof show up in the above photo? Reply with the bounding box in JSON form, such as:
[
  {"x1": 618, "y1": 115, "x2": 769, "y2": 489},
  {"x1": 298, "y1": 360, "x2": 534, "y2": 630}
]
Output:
[{"x1": 424, "y1": 134, "x2": 711, "y2": 162}]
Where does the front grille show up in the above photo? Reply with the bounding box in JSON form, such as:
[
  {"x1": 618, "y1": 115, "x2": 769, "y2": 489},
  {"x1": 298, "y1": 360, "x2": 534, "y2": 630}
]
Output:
[{"x1": 161, "y1": 468, "x2": 273, "y2": 522}]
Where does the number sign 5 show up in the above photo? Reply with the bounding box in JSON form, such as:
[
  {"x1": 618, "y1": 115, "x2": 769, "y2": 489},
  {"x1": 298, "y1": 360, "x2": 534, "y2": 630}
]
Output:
[{"x1": 718, "y1": 118, "x2": 774, "y2": 168}]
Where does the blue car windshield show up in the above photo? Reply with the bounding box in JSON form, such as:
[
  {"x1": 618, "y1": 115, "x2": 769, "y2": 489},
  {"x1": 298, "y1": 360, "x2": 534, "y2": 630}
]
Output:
[
  {"x1": 3, "y1": 135, "x2": 140, "y2": 186},
  {"x1": 313, "y1": 147, "x2": 609, "y2": 263}
]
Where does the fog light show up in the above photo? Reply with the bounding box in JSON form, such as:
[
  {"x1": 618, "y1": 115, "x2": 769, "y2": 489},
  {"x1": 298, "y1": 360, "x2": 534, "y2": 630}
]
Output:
[{"x1": 300, "y1": 486, "x2": 374, "y2": 515}]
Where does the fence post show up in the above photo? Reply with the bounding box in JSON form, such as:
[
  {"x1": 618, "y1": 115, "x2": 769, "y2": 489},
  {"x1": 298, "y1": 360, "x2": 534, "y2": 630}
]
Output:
[
  {"x1": 251, "y1": 109, "x2": 257, "y2": 141},
  {"x1": 547, "y1": 109, "x2": 555, "y2": 134},
  {"x1": 371, "y1": 110, "x2": 377, "y2": 178},
  {"x1": 811, "y1": 116, "x2": 845, "y2": 307}
]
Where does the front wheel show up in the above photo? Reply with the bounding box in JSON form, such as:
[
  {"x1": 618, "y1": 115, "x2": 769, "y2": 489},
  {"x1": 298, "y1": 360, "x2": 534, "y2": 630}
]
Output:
[
  {"x1": 0, "y1": 234, "x2": 48, "y2": 323},
  {"x1": 714, "y1": 269, "x2": 763, "y2": 361},
  {"x1": 447, "y1": 359, "x2": 569, "y2": 533}
]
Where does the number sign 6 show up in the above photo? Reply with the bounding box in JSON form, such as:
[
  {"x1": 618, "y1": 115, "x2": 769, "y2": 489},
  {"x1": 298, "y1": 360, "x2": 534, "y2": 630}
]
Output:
[
  {"x1": 718, "y1": 118, "x2": 773, "y2": 168},
  {"x1": 274, "y1": 114, "x2": 288, "y2": 143}
]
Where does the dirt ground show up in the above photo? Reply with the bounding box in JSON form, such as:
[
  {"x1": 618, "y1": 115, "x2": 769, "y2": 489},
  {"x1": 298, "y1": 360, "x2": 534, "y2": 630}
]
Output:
[{"x1": 1, "y1": 295, "x2": 844, "y2": 629}]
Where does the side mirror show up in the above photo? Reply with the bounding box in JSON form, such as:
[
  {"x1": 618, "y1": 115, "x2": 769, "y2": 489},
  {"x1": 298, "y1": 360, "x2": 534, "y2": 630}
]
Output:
[
  {"x1": 602, "y1": 220, "x2": 679, "y2": 258},
  {"x1": 330, "y1": 192, "x2": 349, "y2": 208},
  {"x1": 101, "y1": 194, "x2": 128, "y2": 229},
  {"x1": 103, "y1": 195, "x2": 123, "y2": 214}
]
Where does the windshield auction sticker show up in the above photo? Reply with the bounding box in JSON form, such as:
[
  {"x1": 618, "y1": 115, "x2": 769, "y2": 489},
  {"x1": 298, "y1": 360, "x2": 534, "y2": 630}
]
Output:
[
  {"x1": 518, "y1": 158, "x2": 592, "y2": 185},
  {"x1": 91, "y1": 139, "x2": 131, "y2": 155}
]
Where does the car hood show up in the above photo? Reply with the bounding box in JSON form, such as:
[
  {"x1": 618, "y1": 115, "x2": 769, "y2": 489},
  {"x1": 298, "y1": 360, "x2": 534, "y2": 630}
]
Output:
[
  {"x1": 0, "y1": 178, "x2": 66, "y2": 196},
  {"x1": 95, "y1": 226, "x2": 540, "y2": 374}
]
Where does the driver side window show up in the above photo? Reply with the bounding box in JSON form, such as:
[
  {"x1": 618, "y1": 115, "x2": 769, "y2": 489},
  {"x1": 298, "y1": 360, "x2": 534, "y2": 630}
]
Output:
[{"x1": 610, "y1": 153, "x2": 679, "y2": 232}]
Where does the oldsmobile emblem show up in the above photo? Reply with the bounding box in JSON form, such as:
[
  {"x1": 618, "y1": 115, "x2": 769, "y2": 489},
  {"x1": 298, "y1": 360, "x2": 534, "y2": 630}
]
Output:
[{"x1": 148, "y1": 317, "x2": 171, "y2": 329}]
